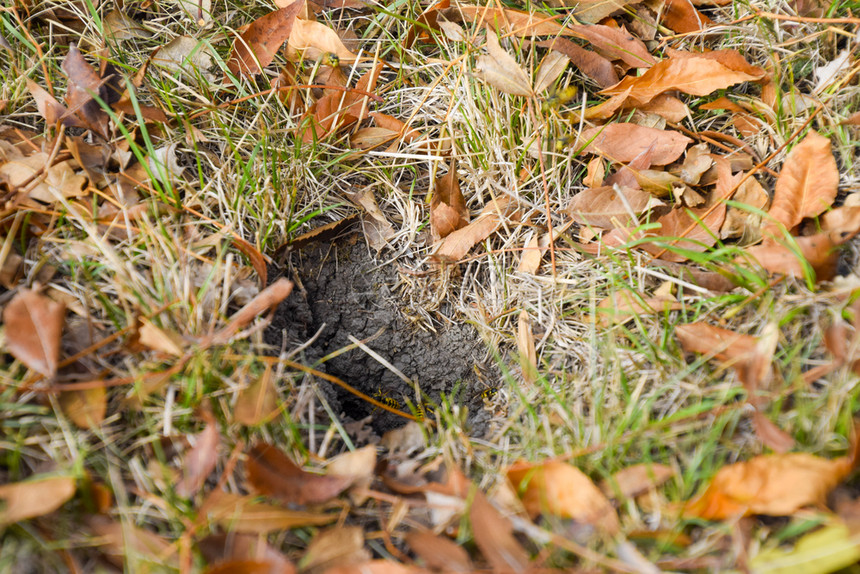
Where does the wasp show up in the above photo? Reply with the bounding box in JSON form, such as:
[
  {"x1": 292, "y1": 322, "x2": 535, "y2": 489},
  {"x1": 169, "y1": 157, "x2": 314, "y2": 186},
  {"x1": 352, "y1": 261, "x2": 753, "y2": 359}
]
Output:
[
  {"x1": 542, "y1": 84, "x2": 579, "y2": 114},
  {"x1": 414, "y1": 402, "x2": 437, "y2": 421},
  {"x1": 372, "y1": 388, "x2": 401, "y2": 411}
]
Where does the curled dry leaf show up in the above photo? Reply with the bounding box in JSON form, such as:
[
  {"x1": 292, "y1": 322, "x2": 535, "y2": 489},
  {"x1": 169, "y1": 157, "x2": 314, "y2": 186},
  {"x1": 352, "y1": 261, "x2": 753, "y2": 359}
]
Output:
[
  {"x1": 62, "y1": 44, "x2": 110, "y2": 138},
  {"x1": 430, "y1": 160, "x2": 469, "y2": 240},
  {"x1": 764, "y1": 130, "x2": 839, "y2": 236},
  {"x1": 474, "y1": 30, "x2": 533, "y2": 97},
  {"x1": 406, "y1": 530, "x2": 473, "y2": 573},
  {"x1": 720, "y1": 173, "x2": 769, "y2": 243},
  {"x1": 599, "y1": 463, "x2": 675, "y2": 500},
  {"x1": 469, "y1": 489, "x2": 531, "y2": 573},
  {"x1": 441, "y1": 5, "x2": 574, "y2": 38},
  {"x1": 246, "y1": 443, "x2": 352, "y2": 505},
  {"x1": 3, "y1": 288, "x2": 65, "y2": 378},
  {"x1": 743, "y1": 231, "x2": 842, "y2": 282},
  {"x1": 595, "y1": 291, "x2": 683, "y2": 327},
  {"x1": 684, "y1": 453, "x2": 853, "y2": 519},
  {"x1": 578, "y1": 124, "x2": 692, "y2": 166},
  {"x1": 204, "y1": 491, "x2": 337, "y2": 533},
  {"x1": 569, "y1": 24, "x2": 655, "y2": 68},
  {"x1": 434, "y1": 196, "x2": 516, "y2": 262},
  {"x1": 26, "y1": 79, "x2": 67, "y2": 126},
  {"x1": 601, "y1": 53, "x2": 764, "y2": 107},
  {"x1": 538, "y1": 38, "x2": 618, "y2": 89},
  {"x1": 176, "y1": 408, "x2": 220, "y2": 497},
  {"x1": 227, "y1": 4, "x2": 303, "y2": 77},
  {"x1": 299, "y1": 526, "x2": 370, "y2": 574},
  {"x1": 0, "y1": 476, "x2": 76, "y2": 526},
  {"x1": 660, "y1": 0, "x2": 713, "y2": 33},
  {"x1": 286, "y1": 18, "x2": 358, "y2": 63},
  {"x1": 567, "y1": 185, "x2": 661, "y2": 229},
  {"x1": 507, "y1": 460, "x2": 619, "y2": 535}
]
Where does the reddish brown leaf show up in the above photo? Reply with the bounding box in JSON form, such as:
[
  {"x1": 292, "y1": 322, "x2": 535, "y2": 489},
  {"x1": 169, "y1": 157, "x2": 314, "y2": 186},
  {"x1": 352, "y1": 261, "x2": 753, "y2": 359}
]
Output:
[
  {"x1": 404, "y1": 0, "x2": 450, "y2": 47},
  {"x1": 507, "y1": 460, "x2": 619, "y2": 534},
  {"x1": 666, "y1": 48, "x2": 767, "y2": 78},
  {"x1": 751, "y1": 411, "x2": 794, "y2": 453},
  {"x1": 301, "y1": 64, "x2": 381, "y2": 142},
  {"x1": 599, "y1": 463, "x2": 675, "y2": 499},
  {"x1": 0, "y1": 476, "x2": 76, "y2": 526},
  {"x1": 434, "y1": 196, "x2": 516, "y2": 262},
  {"x1": 62, "y1": 44, "x2": 110, "y2": 137},
  {"x1": 26, "y1": 79, "x2": 67, "y2": 126},
  {"x1": 199, "y1": 533, "x2": 295, "y2": 574},
  {"x1": 431, "y1": 160, "x2": 469, "y2": 240},
  {"x1": 470, "y1": 489, "x2": 531, "y2": 573},
  {"x1": 406, "y1": 531, "x2": 473, "y2": 573},
  {"x1": 842, "y1": 112, "x2": 860, "y2": 126},
  {"x1": 246, "y1": 443, "x2": 351, "y2": 505},
  {"x1": 578, "y1": 124, "x2": 692, "y2": 166},
  {"x1": 568, "y1": 0, "x2": 639, "y2": 24},
  {"x1": 683, "y1": 453, "x2": 852, "y2": 519},
  {"x1": 569, "y1": 24, "x2": 655, "y2": 68},
  {"x1": 88, "y1": 515, "x2": 178, "y2": 568},
  {"x1": 661, "y1": 0, "x2": 713, "y2": 33},
  {"x1": 441, "y1": 5, "x2": 575, "y2": 37},
  {"x1": 567, "y1": 186, "x2": 658, "y2": 229},
  {"x1": 176, "y1": 409, "x2": 220, "y2": 497},
  {"x1": 744, "y1": 231, "x2": 842, "y2": 282},
  {"x1": 537, "y1": 38, "x2": 618, "y2": 88},
  {"x1": 3, "y1": 289, "x2": 65, "y2": 378},
  {"x1": 208, "y1": 278, "x2": 293, "y2": 346},
  {"x1": 601, "y1": 54, "x2": 764, "y2": 106},
  {"x1": 301, "y1": 527, "x2": 370, "y2": 574},
  {"x1": 676, "y1": 322, "x2": 757, "y2": 364},
  {"x1": 764, "y1": 130, "x2": 839, "y2": 236},
  {"x1": 227, "y1": 4, "x2": 303, "y2": 77},
  {"x1": 204, "y1": 491, "x2": 337, "y2": 533}
]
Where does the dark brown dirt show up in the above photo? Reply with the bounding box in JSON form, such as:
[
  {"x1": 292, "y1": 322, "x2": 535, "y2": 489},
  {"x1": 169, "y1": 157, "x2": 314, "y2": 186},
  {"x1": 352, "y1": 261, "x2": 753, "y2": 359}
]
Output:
[{"x1": 266, "y1": 237, "x2": 495, "y2": 435}]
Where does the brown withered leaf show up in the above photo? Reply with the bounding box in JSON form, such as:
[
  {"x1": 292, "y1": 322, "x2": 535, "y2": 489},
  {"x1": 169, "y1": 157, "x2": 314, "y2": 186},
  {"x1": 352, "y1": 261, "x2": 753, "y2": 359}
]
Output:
[
  {"x1": 3, "y1": 289, "x2": 65, "y2": 378},
  {"x1": 434, "y1": 196, "x2": 515, "y2": 262},
  {"x1": 0, "y1": 153, "x2": 88, "y2": 204},
  {"x1": 62, "y1": 44, "x2": 110, "y2": 137},
  {"x1": 684, "y1": 453, "x2": 852, "y2": 519},
  {"x1": 507, "y1": 460, "x2": 619, "y2": 535},
  {"x1": 751, "y1": 411, "x2": 794, "y2": 454},
  {"x1": 326, "y1": 445, "x2": 376, "y2": 505},
  {"x1": 569, "y1": 0, "x2": 638, "y2": 23},
  {"x1": 59, "y1": 387, "x2": 107, "y2": 429},
  {"x1": 350, "y1": 127, "x2": 398, "y2": 150},
  {"x1": 764, "y1": 130, "x2": 838, "y2": 236},
  {"x1": 0, "y1": 476, "x2": 76, "y2": 526},
  {"x1": 567, "y1": 185, "x2": 660, "y2": 230},
  {"x1": 601, "y1": 54, "x2": 764, "y2": 106},
  {"x1": 744, "y1": 231, "x2": 842, "y2": 282},
  {"x1": 666, "y1": 48, "x2": 767, "y2": 78},
  {"x1": 534, "y1": 50, "x2": 569, "y2": 94},
  {"x1": 301, "y1": 64, "x2": 381, "y2": 142},
  {"x1": 88, "y1": 516, "x2": 178, "y2": 569},
  {"x1": 227, "y1": 4, "x2": 303, "y2": 77},
  {"x1": 199, "y1": 533, "x2": 295, "y2": 574},
  {"x1": 246, "y1": 443, "x2": 352, "y2": 505},
  {"x1": 138, "y1": 317, "x2": 185, "y2": 356},
  {"x1": 720, "y1": 173, "x2": 769, "y2": 243},
  {"x1": 596, "y1": 291, "x2": 683, "y2": 327},
  {"x1": 569, "y1": 24, "x2": 655, "y2": 68},
  {"x1": 661, "y1": 0, "x2": 713, "y2": 33},
  {"x1": 176, "y1": 408, "x2": 220, "y2": 497},
  {"x1": 469, "y1": 489, "x2": 531, "y2": 573},
  {"x1": 678, "y1": 143, "x2": 713, "y2": 185},
  {"x1": 842, "y1": 112, "x2": 860, "y2": 126},
  {"x1": 204, "y1": 491, "x2": 337, "y2": 533},
  {"x1": 676, "y1": 322, "x2": 757, "y2": 364},
  {"x1": 286, "y1": 18, "x2": 358, "y2": 63},
  {"x1": 517, "y1": 310, "x2": 538, "y2": 384},
  {"x1": 537, "y1": 38, "x2": 618, "y2": 88},
  {"x1": 406, "y1": 530, "x2": 473, "y2": 573},
  {"x1": 820, "y1": 206, "x2": 860, "y2": 240},
  {"x1": 441, "y1": 5, "x2": 575, "y2": 37},
  {"x1": 300, "y1": 527, "x2": 370, "y2": 574},
  {"x1": 431, "y1": 160, "x2": 469, "y2": 240},
  {"x1": 205, "y1": 561, "x2": 280, "y2": 574},
  {"x1": 635, "y1": 94, "x2": 689, "y2": 123},
  {"x1": 578, "y1": 123, "x2": 692, "y2": 166},
  {"x1": 404, "y1": 0, "x2": 450, "y2": 48},
  {"x1": 234, "y1": 367, "x2": 280, "y2": 425},
  {"x1": 474, "y1": 30, "x2": 533, "y2": 96},
  {"x1": 26, "y1": 79, "x2": 67, "y2": 126},
  {"x1": 584, "y1": 157, "x2": 605, "y2": 188},
  {"x1": 599, "y1": 463, "x2": 675, "y2": 500}
]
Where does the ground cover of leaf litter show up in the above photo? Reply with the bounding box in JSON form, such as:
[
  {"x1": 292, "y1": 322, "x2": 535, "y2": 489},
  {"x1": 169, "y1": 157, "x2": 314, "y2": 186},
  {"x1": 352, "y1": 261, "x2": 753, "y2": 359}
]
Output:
[{"x1": 1, "y1": 0, "x2": 860, "y2": 572}]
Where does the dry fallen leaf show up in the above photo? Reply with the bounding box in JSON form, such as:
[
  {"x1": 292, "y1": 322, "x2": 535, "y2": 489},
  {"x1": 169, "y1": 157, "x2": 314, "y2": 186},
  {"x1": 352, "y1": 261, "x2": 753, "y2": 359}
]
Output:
[
  {"x1": 199, "y1": 532, "x2": 295, "y2": 574},
  {"x1": 434, "y1": 196, "x2": 515, "y2": 262},
  {"x1": 286, "y1": 18, "x2": 358, "y2": 63},
  {"x1": 720, "y1": 173, "x2": 769, "y2": 243},
  {"x1": 507, "y1": 459, "x2": 620, "y2": 535},
  {"x1": 203, "y1": 490, "x2": 337, "y2": 533},
  {"x1": 234, "y1": 366, "x2": 280, "y2": 425},
  {"x1": 431, "y1": 160, "x2": 469, "y2": 240},
  {"x1": 744, "y1": 231, "x2": 842, "y2": 282},
  {"x1": 0, "y1": 476, "x2": 76, "y2": 526},
  {"x1": 764, "y1": 130, "x2": 839, "y2": 237},
  {"x1": 578, "y1": 124, "x2": 692, "y2": 166},
  {"x1": 138, "y1": 317, "x2": 185, "y2": 356},
  {"x1": 176, "y1": 408, "x2": 220, "y2": 497},
  {"x1": 59, "y1": 387, "x2": 107, "y2": 429},
  {"x1": 569, "y1": 0, "x2": 638, "y2": 23},
  {"x1": 441, "y1": 5, "x2": 574, "y2": 38},
  {"x1": 26, "y1": 79, "x2": 67, "y2": 126},
  {"x1": 474, "y1": 30, "x2": 533, "y2": 97},
  {"x1": 326, "y1": 445, "x2": 376, "y2": 505},
  {"x1": 406, "y1": 530, "x2": 473, "y2": 573},
  {"x1": 517, "y1": 310, "x2": 538, "y2": 384},
  {"x1": 299, "y1": 526, "x2": 370, "y2": 574},
  {"x1": 599, "y1": 463, "x2": 675, "y2": 500},
  {"x1": 469, "y1": 488, "x2": 531, "y2": 573},
  {"x1": 676, "y1": 322, "x2": 758, "y2": 365},
  {"x1": 301, "y1": 64, "x2": 381, "y2": 142},
  {"x1": 62, "y1": 44, "x2": 110, "y2": 138},
  {"x1": 227, "y1": 5, "x2": 303, "y2": 77},
  {"x1": 88, "y1": 515, "x2": 178, "y2": 569},
  {"x1": 3, "y1": 288, "x2": 65, "y2": 378},
  {"x1": 538, "y1": 38, "x2": 618, "y2": 89},
  {"x1": 684, "y1": 453, "x2": 853, "y2": 519},
  {"x1": 569, "y1": 24, "x2": 655, "y2": 68},
  {"x1": 567, "y1": 185, "x2": 661, "y2": 229},
  {"x1": 660, "y1": 0, "x2": 713, "y2": 33},
  {"x1": 595, "y1": 291, "x2": 683, "y2": 327},
  {"x1": 246, "y1": 443, "x2": 352, "y2": 505},
  {"x1": 601, "y1": 53, "x2": 764, "y2": 107}
]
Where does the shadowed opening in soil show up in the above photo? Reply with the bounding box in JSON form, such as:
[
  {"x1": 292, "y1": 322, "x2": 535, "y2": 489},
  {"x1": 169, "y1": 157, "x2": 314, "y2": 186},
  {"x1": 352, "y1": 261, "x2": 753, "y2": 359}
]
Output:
[{"x1": 266, "y1": 237, "x2": 497, "y2": 434}]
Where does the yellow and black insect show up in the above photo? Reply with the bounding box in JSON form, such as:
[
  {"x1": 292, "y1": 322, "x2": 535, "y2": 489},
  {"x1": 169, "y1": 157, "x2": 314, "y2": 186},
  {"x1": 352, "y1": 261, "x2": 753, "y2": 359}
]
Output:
[
  {"x1": 414, "y1": 402, "x2": 437, "y2": 421},
  {"x1": 371, "y1": 388, "x2": 401, "y2": 411},
  {"x1": 479, "y1": 387, "x2": 499, "y2": 401},
  {"x1": 542, "y1": 84, "x2": 579, "y2": 114}
]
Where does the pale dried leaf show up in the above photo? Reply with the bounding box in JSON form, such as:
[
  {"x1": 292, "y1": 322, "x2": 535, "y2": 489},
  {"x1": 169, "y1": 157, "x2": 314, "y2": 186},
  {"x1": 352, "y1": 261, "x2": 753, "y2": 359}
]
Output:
[
  {"x1": 59, "y1": 387, "x2": 107, "y2": 429},
  {"x1": 0, "y1": 476, "x2": 76, "y2": 526},
  {"x1": 517, "y1": 310, "x2": 537, "y2": 384},
  {"x1": 596, "y1": 292, "x2": 682, "y2": 327},
  {"x1": 599, "y1": 464, "x2": 675, "y2": 499},
  {"x1": 3, "y1": 289, "x2": 65, "y2": 377},
  {"x1": 474, "y1": 30, "x2": 533, "y2": 96},
  {"x1": 287, "y1": 18, "x2": 358, "y2": 63},
  {"x1": 235, "y1": 367, "x2": 280, "y2": 425},
  {"x1": 534, "y1": 50, "x2": 569, "y2": 94},
  {"x1": 204, "y1": 491, "x2": 337, "y2": 533},
  {"x1": 139, "y1": 318, "x2": 185, "y2": 356},
  {"x1": 434, "y1": 196, "x2": 515, "y2": 261},
  {"x1": 176, "y1": 409, "x2": 220, "y2": 497}
]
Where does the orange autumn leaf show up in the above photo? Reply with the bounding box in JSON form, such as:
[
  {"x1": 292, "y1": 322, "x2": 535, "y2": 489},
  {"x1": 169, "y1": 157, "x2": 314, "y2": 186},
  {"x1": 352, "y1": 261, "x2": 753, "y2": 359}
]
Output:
[
  {"x1": 744, "y1": 231, "x2": 843, "y2": 282},
  {"x1": 567, "y1": 185, "x2": 660, "y2": 229},
  {"x1": 3, "y1": 288, "x2": 65, "y2": 378},
  {"x1": 661, "y1": 0, "x2": 713, "y2": 33},
  {"x1": 764, "y1": 130, "x2": 839, "y2": 236},
  {"x1": 227, "y1": 4, "x2": 303, "y2": 77},
  {"x1": 430, "y1": 160, "x2": 469, "y2": 240},
  {"x1": 684, "y1": 453, "x2": 852, "y2": 520},
  {"x1": 433, "y1": 196, "x2": 516, "y2": 261},
  {"x1": 441, "y1": 5, "x2": 575, "y2": 38},
  {"x1": 600, "y1": 54, "x2": 764, "y2": 106},
  {"x1": 246, "y1": 443, "x2": 352, "y2": 505},
  {"x1": 537, "y1": 38, "x2": 618, "y2": 88},
  {"x1": 568, "y1": 24, "x2": 655, "y2": 68},
  {"x1": 599, "y1": 463, "x2": 675, "y2": 500},
  {"x1": 286, "y1": 18, "x2": 358, "y2": 63},
  {"x1": 507, "y1": 460, "x2": 619, "y2": 534},
  {"x1": 578, "y1": 123, "x2": 692, "y2": 166},
  {"x1": 0, "y1": 476, "x2": 76, "y2": 526}
]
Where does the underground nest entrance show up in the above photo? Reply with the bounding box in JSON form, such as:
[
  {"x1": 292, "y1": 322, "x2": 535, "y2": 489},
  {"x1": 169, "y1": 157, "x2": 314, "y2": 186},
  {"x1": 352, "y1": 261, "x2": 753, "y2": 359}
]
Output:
[{"x1": 266, "y1": 238, "x2": 497, "y2": 434}]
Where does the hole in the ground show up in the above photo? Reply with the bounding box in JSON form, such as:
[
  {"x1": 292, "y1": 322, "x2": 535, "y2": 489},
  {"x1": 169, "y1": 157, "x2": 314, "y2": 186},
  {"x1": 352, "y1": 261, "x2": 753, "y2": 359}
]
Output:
[{"x1": 266, "y1": 238, "x2": 496, "y2": 434}]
